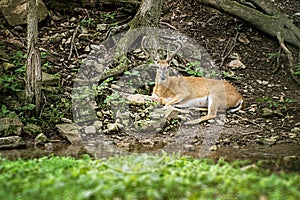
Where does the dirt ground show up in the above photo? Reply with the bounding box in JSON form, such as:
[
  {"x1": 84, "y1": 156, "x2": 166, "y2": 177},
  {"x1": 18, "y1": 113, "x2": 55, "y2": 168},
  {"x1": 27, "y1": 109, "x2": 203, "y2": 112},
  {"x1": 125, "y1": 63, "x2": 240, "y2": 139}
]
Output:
[{"x1": 0, "y1": 0, "x2": 299, "y2": 156}]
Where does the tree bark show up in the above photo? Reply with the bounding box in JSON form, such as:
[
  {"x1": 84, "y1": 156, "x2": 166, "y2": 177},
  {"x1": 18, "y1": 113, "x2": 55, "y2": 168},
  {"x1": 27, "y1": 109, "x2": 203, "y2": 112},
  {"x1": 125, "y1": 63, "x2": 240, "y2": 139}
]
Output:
[
  {"x1": 26, "y1": 0, "x2": 42, "y2": 115},
  {"x1": 112, "y1": 0, "x2": 163, "y2": 77},
  {"x1": 128, "y1": 0, "x2": 162, "y2": 28},
  {"x1": 197, "y1": 0, "x2": 300, "y2": 48}
]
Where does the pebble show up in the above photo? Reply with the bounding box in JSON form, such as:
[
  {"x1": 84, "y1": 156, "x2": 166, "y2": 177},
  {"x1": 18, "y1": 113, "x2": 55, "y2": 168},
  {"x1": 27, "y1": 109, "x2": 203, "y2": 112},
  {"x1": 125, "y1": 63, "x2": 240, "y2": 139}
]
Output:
[{"x1": 183, "y1": 144, "x2": 195, "y2": 151}]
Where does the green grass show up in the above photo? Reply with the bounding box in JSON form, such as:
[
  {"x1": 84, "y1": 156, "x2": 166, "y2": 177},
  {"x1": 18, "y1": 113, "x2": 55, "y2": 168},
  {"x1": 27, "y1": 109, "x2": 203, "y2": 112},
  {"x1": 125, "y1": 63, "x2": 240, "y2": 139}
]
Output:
[{"x1": 0, "y1": 154, "x2": 299, "y2": 200}]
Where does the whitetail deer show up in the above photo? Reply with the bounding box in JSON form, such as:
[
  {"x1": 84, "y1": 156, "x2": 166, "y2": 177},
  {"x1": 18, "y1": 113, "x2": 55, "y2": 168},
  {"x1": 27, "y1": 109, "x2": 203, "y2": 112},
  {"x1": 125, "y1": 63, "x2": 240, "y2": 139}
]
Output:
[{"x1": 141, "y1": 36, "x2": 244, "y2": 124}]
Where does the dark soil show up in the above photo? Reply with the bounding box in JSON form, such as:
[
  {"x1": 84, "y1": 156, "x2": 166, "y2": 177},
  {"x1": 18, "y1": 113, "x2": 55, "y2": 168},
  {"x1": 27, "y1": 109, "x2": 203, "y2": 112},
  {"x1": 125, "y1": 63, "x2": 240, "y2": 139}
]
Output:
[{"x1": 0, "y1": 0, "x2": 299, "y2": 166}]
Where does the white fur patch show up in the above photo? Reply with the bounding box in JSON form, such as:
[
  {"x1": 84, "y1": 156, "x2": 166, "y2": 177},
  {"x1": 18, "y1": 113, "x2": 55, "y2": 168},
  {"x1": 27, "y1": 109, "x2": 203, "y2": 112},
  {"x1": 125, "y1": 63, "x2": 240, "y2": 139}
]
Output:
[
  {"x1": 229, "y1": 99, "x2": 243, "y2": 113},
  {"x1": 174, "y1": 96, "x2": 208, "y2": 108}
]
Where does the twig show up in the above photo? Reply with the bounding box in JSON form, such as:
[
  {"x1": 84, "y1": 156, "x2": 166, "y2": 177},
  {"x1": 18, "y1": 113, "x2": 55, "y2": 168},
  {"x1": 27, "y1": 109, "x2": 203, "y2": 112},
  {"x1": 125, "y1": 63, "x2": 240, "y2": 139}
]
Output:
[
  {"x1": 68, "y1": 24, "x2": 80, "y2": 60},
  {"x1": 220, "y1": 31, "x2": 239, "y2": 67},
  {"x1": 233, "y1": 113, "x2": 262, "y2": 127},
  {"x1": 241, "y1": 129, "x2": 263, "y2": 136},
  {"x1": 160, "y1": 21, "x2": 176, "y2": 30},
  {"x1": 202, "y1": 15, "x2": 219, "y2": 27},
  {"x1": 0, "y1": 57, "x2": 9, "y2": 62}
]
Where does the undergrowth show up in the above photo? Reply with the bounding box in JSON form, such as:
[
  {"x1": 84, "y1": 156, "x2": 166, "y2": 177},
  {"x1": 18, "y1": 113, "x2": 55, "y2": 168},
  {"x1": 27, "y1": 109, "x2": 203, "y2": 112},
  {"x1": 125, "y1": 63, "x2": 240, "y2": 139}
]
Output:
[{"x1": 0, "y1": 154, "x2": 299, "y2": 200}]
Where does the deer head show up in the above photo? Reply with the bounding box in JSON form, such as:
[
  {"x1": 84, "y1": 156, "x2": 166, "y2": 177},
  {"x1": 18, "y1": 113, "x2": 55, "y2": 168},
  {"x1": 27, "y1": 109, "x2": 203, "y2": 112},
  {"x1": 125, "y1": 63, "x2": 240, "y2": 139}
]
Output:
[{"x1": 141, "y1": 36, "x2": 183, "y2": 84}]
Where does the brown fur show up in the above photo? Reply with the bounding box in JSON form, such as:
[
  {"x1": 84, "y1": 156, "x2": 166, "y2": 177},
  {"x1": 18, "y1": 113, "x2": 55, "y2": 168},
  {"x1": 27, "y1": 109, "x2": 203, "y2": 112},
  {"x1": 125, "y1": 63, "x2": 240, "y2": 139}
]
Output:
[{"x1": 152, "y1": 65, "x2": 245, "y2": 124}]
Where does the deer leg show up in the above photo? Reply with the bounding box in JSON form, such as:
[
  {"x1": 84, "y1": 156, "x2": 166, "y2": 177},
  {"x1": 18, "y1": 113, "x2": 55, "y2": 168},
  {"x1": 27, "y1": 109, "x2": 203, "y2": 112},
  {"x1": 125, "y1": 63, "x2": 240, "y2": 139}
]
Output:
[
  {"x1": 164, "y1": 92, "x2": 190, "y2": 106},
  {"x1": 164, "y1": 97, "x2": 180, "y2": 106},
  {"x1": 185, "y1": 95, "x2": 218, "y2": 125}
]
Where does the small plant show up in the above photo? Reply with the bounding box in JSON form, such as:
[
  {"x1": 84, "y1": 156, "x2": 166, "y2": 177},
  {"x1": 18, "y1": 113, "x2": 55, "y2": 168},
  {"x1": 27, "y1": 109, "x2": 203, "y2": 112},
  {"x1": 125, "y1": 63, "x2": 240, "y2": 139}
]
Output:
[
  {"x1": 294, "y1": 63, "x2": 300, "y2": 75},
  {"x1": 40, "y1": 51, "x2": 49, "y2": 59},
  {"x1": 42, "y1": 61, "x2": 52, "y2": 69},
  {"x1": 15, "y1": 104, "x2": 37, "y2": 123},
  {"x1": 0, "y1": 74, "x2": 21, "y2": 92},
  {"x1": 268, "y1": 52, "x2": 279, "y2": 59},
  {"x1": 0, "y1": 105, "x2": 10, "y2": 117},
  {"x1": 222, "y1": 71, "x2": 243, "y2": 80},
  {"x1": 100, "y1": 12, "x2": 116, "y2": 21},
  {"x1": 104, "y1": 92, "x2": 121, "y2": 104},
  {"x1": 11, "y1": 51, "x2": 27, "y2": 68},
  {"x1": 93, "y1": 77, "x2": 114, "y2": 96},
  {"x1": 16, "y1": 104, "x2": 36, "y2": 112},
  {"x1": 124, "y1": 70, "x2": 140, "y2": 76},
  {"x1": 80, "y1": 18, "x2": 95, "y2": 25},
  {"x1": 185, "y1": 61, "x2": 204, "y2": 77},
  {"x1": 256, "y1": 96, "x2": 295, "y2": 110}
]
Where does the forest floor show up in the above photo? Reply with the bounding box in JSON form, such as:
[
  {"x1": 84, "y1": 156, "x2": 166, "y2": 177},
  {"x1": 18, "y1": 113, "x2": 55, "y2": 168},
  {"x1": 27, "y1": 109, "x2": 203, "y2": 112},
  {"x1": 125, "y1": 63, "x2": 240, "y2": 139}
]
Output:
[{"x1": 0, "y1": 0, "x2": 299, "y2": 170}]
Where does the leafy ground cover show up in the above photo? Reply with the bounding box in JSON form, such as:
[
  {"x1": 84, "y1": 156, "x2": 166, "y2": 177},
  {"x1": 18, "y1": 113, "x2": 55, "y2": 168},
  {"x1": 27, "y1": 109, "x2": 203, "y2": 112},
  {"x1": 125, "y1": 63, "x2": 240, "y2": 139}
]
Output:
[{"x1": 0, "y1": 154, "x2": 299, "y2": 200}]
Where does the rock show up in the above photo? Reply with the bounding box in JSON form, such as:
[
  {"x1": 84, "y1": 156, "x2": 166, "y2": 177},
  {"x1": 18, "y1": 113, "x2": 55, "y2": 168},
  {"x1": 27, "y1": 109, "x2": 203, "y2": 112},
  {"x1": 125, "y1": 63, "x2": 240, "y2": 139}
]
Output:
[
  {"x1": 14, "y1": 26, "x2": 24, "y2": 31},
  {"x1": 163, "y1": 106, "x2": 180, "y2": 119},
  {"x1": 0, "y1": 114, "x2": 23, "y2": 137},
  {"x1": 96, "y1": 24, "x2": 108, "y2": 31},
  {"x1": 61, "y1": 118, "x2": 73, "y2": 124},
  {"x1": 127, "y1": 94, "x2": 145, "y2": 105},
  {"x1": 107, "y1": 123, "x2": 122, "y2": 132},
  {"x1": 95, "y1": 64, "x2": 104, "y2": 73},
  {"x1": 288, "y1": 133, "x2": 297, "y2": 139},
  {"x1": 23, "y1": 124, "x2": 42, "y2": 136},
  {"x1": 70, "y1": 17, "x2": 76, "y2": 22},
  {"x1": 45, "y1": 143, "x2": 53, "y2": 152},
  {"x1": 291, "y1": 127, "x2": 300, "y2": 133},
  {"x1": 261, "y1": 108, "x2": 274, "y2": 117},
  {"x1": 0, "y1": 136, "x2": 25, "y2": 149},
  {"x1": 93, "y1": 121, "x2": 103, "y2": 129},
  {"x1": 227, "y1": 59, "x2": 246, "y2": 70},
  {"x1": 51, "y1": 14, "x2": 61, "y2": 21},
  {"x1": 209, "y1": 145, "x2": 218, "y2": 151},
  {"x1": 256, "y1": 137, "x2": 277, "y2": 145},
  {"x1": 238, "y1": 33, "x2": 250, "y2": 45},
  {"x1": 138, "y1": 120, "x2": 165, "y2": 132},
  {"x1": 85, "y1": 126, "x2": 96, "y2": 134},
  {"x1": 227, "y1": 53, "x2": 246, "y2": 69},
  {"x1": 56, "y1": 123, "x2": 82, "y2": 144},
  {"x1": 84, "y1": 45, "x2": 90, "y2": 52},
  {"x1": 50, "y1": 33, "x2": 64, "y2": 43},
  {"x1": 34, "y1": 133, "x2": 48, "y2": 144},
  {"x1": 42, "y1": 72, "x2": 60, "y2": 86},
  {"x1": 0, "y1": 0, "x2": 48, "y2": 26},
  {"x1": 2, "y1": 62, "x2": 15, "y2": 71}
]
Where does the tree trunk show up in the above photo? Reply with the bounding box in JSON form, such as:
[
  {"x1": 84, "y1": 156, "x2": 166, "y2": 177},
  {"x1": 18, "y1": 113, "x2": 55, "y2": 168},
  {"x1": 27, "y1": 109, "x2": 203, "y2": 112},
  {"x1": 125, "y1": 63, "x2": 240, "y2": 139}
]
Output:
[
  {"x1": 26, "y1": 0, "x2": 42, "y2": 115},
  {"x1": 197, "y1": 0, "x2": 300, "y2": 48},
  {"x1": 112, "y1": 0, "x2": 163, "y2": 77},
  {"x1": 128, "y1": 0, "x2": 162, "y2": 28}
]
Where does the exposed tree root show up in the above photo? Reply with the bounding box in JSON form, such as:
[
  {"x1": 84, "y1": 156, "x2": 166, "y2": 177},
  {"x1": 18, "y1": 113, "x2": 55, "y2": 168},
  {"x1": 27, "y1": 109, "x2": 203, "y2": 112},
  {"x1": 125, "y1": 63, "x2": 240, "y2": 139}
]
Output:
[
  {"x1": 197, "y1": 0, "x2": 300, "y2": 48},
  {"x1": 277, "y1": 32, "x2": 300, "y2": 85}
]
